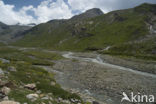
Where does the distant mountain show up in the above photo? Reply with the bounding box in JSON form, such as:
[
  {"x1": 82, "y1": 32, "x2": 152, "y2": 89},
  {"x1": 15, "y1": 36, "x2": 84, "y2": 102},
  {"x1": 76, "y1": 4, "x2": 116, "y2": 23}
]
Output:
[
  {"x1": 27, "y1": 23, "x2": 36, "y2": 27},
  {"x1": 16, "y1": 23, "x2": 36, "y2": 27},
  {"x1": 13, "y1": 3, "x2": 156, "y2": 59},
  {"x1": 0, "y1": 22, "x2": 31, "y2": 43}
]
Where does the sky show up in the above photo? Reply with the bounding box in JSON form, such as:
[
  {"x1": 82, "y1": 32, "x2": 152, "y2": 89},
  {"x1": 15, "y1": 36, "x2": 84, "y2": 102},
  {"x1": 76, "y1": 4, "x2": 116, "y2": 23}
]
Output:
[{"x1": 0, "y1": 0, "x2": 156, "y2": 25}]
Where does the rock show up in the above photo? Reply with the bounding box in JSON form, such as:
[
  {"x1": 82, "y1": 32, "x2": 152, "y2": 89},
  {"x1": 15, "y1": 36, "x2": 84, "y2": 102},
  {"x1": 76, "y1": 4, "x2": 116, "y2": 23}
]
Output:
[
  {"x1": 1, "y1": 87, "x2": 11, "y2": 95},
  {"x1": 0, "y1": 68, "x2": 4, "y2": 75},
  {"x1": 39, "y1": 94, "x2": 45, "y2": 98},
  {"x1": 26, "y1": 94, "x2": 39, "y2": 101},
  {"x1": 8, "y1": 66, "x2": 16, "y2": 72},
  {"x1": 92, "y1": 101, "x2": 100, "y2": 104},
  {"x1": 58, "y1": 97, "x2": 63, "y2": 102},
  {"x1": 41, "y1": 96, "x2": 49, "y2": 100},
  {"x1": 48, "y1": 101, "x2": 52, "y2": 104},
  {"x1": 62, "y1": 100, "x2": 71, "y2": 104},
  {"x1": 0, "y1": 79, "x2": 5, "y2": 86},
  {"x1": 36, "y1": 90, "x2": 41, "y2": 94},
  {"x1": 24, "y1": 83, "x2": 36, "y2": 90},
  {"x1": 0, "y1": 92, "x2": 5, "y2": 99},
  {"x1": 50, "y1": 81, "x2": 56, "y2": 86},
  {"x1": 49, "y1": 97, "x2": 53, "y2": 101},
  {"x1": 3, "y1": 96, "x2": 9, "y2": 100},
  {"x1": 0, "y1": 58, "x2": 10, "y2": 64},
  {"x1": 0, "y1": 101, "x2": 20, "y2": 104},
  {"x1": 70, "y1": 98, "x2": 80, "y2": 103}
]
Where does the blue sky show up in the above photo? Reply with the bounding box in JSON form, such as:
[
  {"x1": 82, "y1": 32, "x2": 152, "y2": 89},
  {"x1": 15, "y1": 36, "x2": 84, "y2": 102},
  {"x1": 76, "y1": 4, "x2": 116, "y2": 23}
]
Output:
[
  {"x1": 0, "y1": 0, "x2": 156, "y2": 25},
  {"x1": 3, "y1": 0, "x2": 69, "y2": 10},
  {"x1": 3, "y1": 0, "x2": 43, "y2": 9}
]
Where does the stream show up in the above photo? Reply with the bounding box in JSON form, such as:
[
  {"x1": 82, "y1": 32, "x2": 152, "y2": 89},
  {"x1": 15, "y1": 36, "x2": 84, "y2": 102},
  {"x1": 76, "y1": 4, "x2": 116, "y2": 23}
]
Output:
[{"x1": 63, "y1": 52, "x2": 156, "y2": 78}]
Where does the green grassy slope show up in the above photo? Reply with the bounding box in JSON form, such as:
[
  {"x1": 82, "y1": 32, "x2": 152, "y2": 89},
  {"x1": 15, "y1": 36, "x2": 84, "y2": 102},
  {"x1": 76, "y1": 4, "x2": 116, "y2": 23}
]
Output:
[
  {"x1": 0, "y1": 46, "x2": 82, "y2": 104},
  {"x1": 14, "y1": 3, "x2": 156, "y2": 57}
]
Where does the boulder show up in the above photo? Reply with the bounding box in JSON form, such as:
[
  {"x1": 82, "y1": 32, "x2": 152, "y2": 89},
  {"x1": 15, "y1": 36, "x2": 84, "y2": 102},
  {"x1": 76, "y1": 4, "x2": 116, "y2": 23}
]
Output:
[
  {"x1": 41, "y1": 96, "x2": 49, "y2": 100},
  {"x1": 24, "y1": 83, "x2": 36, "y2": 90},
  {"x1": 50, "y1": 81, "x2": 56, "y2": 86},
  {"x1": 3, "y1": 96, "x2": 9, "y2": 100},
  {"x1": 0, "y1": 58, "x2": 10, "y2": 64},
  {"x1": 92, "y1": 101, "x2": 100, "y2": 104},
  {"x1": 1, "y1": 87, "x2": 11, "y2": 95},
  {"x1": 0, "y1": 101, "x2": 20, "y2": 104},
  {"x1": 8, "y1": 66, "x2": 17, "y2": 72},
  {"x1": 0, "y1": 68, "x2": 4, "y2": 75},
  {"x1": 26, "y1": 94, "x2": 39, "y2": 101},
  {"x1": 0, "y1": 92, "x2": 5, "y2": 99}
]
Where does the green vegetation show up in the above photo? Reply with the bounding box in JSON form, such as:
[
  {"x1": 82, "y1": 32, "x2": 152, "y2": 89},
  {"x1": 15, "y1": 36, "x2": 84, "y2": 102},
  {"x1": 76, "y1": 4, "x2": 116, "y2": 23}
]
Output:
[
  {"x1": 13, "y1": 3, "x2": 154, "y2": 52},
  {"x1": 0, "y1": 47, "x2": 82, "y2": 104},
  {"x1": 0, "y1": 42, "x2": 5, "y2": 46},
  {"x1": 101, "y1": 37, "x2": 156, "y2": 61},
  {"x1": 24, "y1": 50, "x2": 63, "y2": 60},
  {"x1": 12, "y1": 3, "x2": 156, "y2": 61},
  {"x1": 14, "y1": 10, "x2": 148, "y2": 51},
  {"x1": 0, "y1": 47, "x2": 54, "y2": 66}
]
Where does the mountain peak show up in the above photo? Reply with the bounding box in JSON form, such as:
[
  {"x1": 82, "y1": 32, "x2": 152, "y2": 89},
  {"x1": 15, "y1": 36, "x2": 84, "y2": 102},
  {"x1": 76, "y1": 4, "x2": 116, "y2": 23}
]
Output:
[
  {"x1": 85, "y1": 8, "x2": 104, "y2": 15},
  {"x1": 71, "y1": 8, "x2": 103, "y2": 21}
]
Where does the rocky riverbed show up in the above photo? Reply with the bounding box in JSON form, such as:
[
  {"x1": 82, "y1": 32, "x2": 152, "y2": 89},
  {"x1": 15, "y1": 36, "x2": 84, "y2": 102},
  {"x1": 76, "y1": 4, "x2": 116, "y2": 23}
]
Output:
[{"x1": 49, "y1": 52, "x2": 156, "y2": 104}]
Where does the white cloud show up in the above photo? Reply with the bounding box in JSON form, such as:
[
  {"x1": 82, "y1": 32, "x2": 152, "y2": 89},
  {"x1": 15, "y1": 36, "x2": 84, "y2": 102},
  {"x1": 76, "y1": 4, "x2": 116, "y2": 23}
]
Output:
[
  {"x1": 0, "y1": 0, "x2": 156, "y2": 25},
  {"x1": 0, "y1": 1, "x2": 35, "y2": 25},
  {"x1": 33, "y1": 0, "x2": 73, "y2": 23},
  {"x1": 0, "y1": 0, "x2": 73, "y2": 25},
  {"x1": 68, "y1": 0, "x2": 156, "y2": 13}
]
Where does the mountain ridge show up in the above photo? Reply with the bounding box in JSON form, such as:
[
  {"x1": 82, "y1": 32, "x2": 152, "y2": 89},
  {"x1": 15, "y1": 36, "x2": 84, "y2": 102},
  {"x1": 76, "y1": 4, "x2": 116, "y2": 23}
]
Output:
[
  {"x1": 11, "y1": 3, "x2": 156, "y2": 60},
  {"x1": 0, "y1": 21, "x2": 31, "y2": 43}
]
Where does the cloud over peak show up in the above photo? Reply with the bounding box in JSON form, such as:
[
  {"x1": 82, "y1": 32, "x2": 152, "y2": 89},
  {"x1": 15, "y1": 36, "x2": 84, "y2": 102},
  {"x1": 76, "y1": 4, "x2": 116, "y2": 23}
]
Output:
[{"x1": 0, "y1": 0, "x2": 156, "y2": 25}]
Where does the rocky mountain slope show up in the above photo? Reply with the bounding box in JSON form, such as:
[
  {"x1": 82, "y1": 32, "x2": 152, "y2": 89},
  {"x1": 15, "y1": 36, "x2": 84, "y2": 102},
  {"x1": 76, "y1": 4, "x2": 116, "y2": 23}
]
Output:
[
  {"x1": 13, "y1": 3, "x2": 156, "y2": 60},
  {"x1": 0, "y1": 22, "x2": 31, "y2": 43}
]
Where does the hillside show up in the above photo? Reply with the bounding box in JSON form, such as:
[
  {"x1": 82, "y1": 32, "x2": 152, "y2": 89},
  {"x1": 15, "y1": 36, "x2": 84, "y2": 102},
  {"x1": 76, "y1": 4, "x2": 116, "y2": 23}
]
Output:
[
  {"x1": 0, "y1": 22, "x2": 31, "y2": 43},
  {"x1": 13, "y1": 3, "x2": 156, "y2": 59}
]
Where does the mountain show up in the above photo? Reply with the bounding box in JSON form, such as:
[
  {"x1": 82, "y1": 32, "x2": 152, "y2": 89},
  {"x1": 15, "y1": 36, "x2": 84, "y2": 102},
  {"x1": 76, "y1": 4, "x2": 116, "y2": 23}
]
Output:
[
  {"x1": 0, "y1": 22, "x2": 31, "y2": 43},
  {"x1": 16, "y1": 23, "x2": 36, "y2": 27},
  {"x1": 27, "y1": 23, "x2": 36, "y2": 27},
  {"x1": 13, "y1": 3, "x2": 156, "y2": 60},
  {"x1": 71, "y1": 8, "x2": 103, "y2": 21}
]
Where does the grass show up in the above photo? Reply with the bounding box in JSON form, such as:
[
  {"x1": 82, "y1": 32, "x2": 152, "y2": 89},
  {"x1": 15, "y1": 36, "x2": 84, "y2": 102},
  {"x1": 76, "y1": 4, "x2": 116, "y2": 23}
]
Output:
[
  {"x1": 23, "y1": 50, "x2": 63, "y2": 60},
  {"x1": 100, "y1": 37, "x2": 156, "y2": 61},
  {"x1": 0, "y1": 42, "x2": 6, "y2": 46},
  {"x1": 0, "y1": 46, "x2": 82, "y2": 104},
  {"x1": 13, "y1": 4, "x2": 150, "y2": 53}
]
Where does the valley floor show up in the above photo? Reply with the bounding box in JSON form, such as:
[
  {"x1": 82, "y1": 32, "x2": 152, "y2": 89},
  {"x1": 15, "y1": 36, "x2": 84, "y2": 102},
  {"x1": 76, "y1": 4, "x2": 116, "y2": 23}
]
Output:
[
  {"x1": 52, "y1": 52, "x2": 156, "y2": 104},
  {"x1": 0, "y1": 46, "x2": 156, "y2": 104}
]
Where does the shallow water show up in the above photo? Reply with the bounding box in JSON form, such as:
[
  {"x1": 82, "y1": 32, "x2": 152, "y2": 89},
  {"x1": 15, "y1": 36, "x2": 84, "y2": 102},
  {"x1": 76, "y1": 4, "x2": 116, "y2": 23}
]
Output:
[{"x1": 63, "y1": 52, "x2": 156, "y2": 78}]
